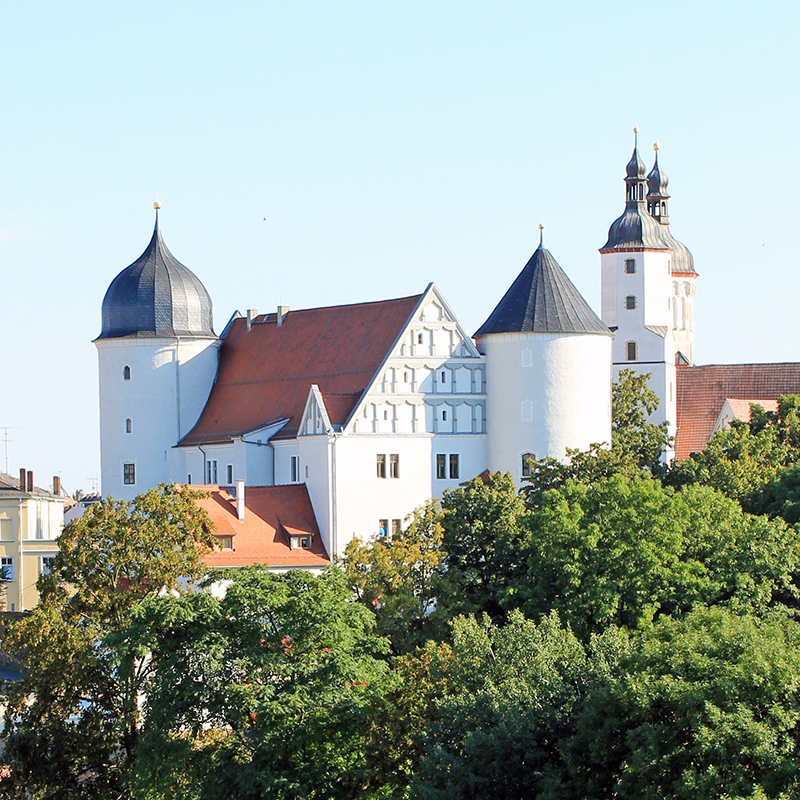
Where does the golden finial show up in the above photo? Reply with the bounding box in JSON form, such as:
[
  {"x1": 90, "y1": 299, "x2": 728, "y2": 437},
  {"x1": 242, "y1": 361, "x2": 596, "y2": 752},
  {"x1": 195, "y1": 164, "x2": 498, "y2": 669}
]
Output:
[
  {"x1": 153, "y1": 197, "x2": 162, "y2": 210},
  {"x1": 633, "y1": 125, "x2": 639, "y2": 134},
  {"x1": 654, "y1": 140, "x2": 660, "y2": 152},
  {"x1": 538, "y1": 219, "x2": 544, "y2": 245}
]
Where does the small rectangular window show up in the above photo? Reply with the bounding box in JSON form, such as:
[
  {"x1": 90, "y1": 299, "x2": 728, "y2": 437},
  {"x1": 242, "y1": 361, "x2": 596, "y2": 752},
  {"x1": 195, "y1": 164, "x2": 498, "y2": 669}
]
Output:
[
  {"x1": 0, "y1": 520, "x2": 12, "y2": 542},
  {"x1": 41, "y1": 556, "x2": 56, "y2": 576},
  {"x1": 625, "y1": 259, "x2": 636, "y2": 274},
  {"x1": 625, "y1": 295, "x2": 637, "y2": 310},
  {"x1": 123, "y1": 463, "x2": 136, "y2": 485},
  {"x1": 378, "y1": 519, "x2": 389, "y2": 538},
  {"x1": 125, "y1": 418, "x2": 132, "y2": 433},
  {"x1": 449, "y1": 454, "x2": 460, "y2": 480},
  {"x1": 392, "y1": 519, "x2": 402, "y2": 537},
  {"x1": 376, "y1": 454, "x2": 386, "y2": 479},
  {"x1": 290, "y1": 535, "x2": 310, "y2": 550},
  {"x1": 1, "y1": 556, "x2": 14, "y2": 582},
  {"x1": 389, "y1": 454, "x2": 400, "y2": 479},
  {"x1": 521, "y1": 453, "x2": 535, "y2": 479},
  {"x1": 218, "y1": 536, "x2": 233, "y2": 550},
  {"x1": 290, "y1": 456, "x2": 299, "y2": 483},
  {"x1": 417, "y1": 333, "x2": 424, "y2": 344},
  {"x1": 626, "y1": 341, "x2": 638, "y2": 361},
  {"x1": 436, "y1": 454, "x2": 446, "y2": 480},
  {"x1": 206, "y1": 460, "x2": 218, "y2": 485},
  {"x1": 226, "y1": 464, "x2": 233, "y2": 485}
]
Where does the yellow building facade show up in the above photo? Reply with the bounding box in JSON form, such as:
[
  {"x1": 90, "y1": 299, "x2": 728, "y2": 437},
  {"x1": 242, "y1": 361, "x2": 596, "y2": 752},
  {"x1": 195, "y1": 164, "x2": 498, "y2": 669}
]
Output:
[{"x1": 0, "y1": 471, "x2": 66, "y2": 611}]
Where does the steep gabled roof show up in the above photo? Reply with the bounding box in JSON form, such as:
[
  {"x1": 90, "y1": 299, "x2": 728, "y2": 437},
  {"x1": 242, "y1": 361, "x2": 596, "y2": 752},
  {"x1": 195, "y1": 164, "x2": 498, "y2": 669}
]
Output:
[
  {"x1": 197, "y1": 484, "x2": 329, "y2": 569},
  {"x1": 474, "y1": 243, "x2": 610, "y2": 337},
  {"x1": 179, "y1": 294, "x2": 422, "y2": 445},
  {"x1": 675, "y1": 363, "x2": 800, "y2": 461}
]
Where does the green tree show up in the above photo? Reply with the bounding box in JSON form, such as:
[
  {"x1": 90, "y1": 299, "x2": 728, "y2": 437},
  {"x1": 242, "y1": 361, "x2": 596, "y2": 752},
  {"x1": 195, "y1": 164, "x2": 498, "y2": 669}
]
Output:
[
  {"x1": 563, "y1": 607, "x2": 800, "y2": 800},
  {"x1": 130, "y1": 567, "x2": 392, "y2": 800},
  {"x1": 0, "y1": 484, "x2": 215, "y2": 800},
  {"x1": 342, "y1": 500, "x2": 444, "y2": 655},
  {"x1": 411, "y1": 611, "x2": 620, "y2": 800},
  {"x1": 516, "y1": 474, "x2": 800, "y2": 640},
  {"x1": 435, "y1": 472, "x2": 527, "y2": 624}
]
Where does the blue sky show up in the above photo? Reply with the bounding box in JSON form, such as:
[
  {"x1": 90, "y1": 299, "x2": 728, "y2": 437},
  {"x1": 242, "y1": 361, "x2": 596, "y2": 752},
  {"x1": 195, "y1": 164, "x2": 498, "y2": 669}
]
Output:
[{"x1": 1, "y1": 1, "x2": 798, "y2": 494}]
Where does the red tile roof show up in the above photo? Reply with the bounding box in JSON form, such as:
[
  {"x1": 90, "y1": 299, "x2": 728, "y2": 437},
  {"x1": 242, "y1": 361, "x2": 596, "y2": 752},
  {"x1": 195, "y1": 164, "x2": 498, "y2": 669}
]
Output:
[
  {"x1": 180, "y1": 295, "x2": 422, "y2": 445},
  {"x1": 196, "y1": 484, "x2": 330, "y2": 569},
  {"x1": 675, "y1": 363, "x2": 800, "y2": 461},
  {"x1": 722, "y1": 398, "x2": 779, "y2": 424}
]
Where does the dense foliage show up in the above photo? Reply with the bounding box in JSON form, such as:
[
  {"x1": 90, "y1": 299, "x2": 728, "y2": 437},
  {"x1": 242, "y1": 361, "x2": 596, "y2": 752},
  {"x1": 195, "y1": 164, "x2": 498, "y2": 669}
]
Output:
[{"x1": 6, "y1": 379, "x2": 800, "y2": 799}]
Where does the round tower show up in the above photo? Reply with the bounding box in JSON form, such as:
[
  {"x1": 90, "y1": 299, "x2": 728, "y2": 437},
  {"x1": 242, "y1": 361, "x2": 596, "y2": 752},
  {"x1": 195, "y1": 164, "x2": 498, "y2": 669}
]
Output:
[
  {"x1": 475, "y1": 226, "x2": 613, "y2": 483},
  {"x1": 95, "y1": 204, "x2": 220, "y2": 499}
]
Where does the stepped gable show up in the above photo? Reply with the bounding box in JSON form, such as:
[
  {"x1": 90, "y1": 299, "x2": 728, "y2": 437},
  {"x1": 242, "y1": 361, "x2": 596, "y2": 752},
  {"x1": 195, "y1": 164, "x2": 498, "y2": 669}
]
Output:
[
  {"x1": 197, "y1": 484, "x2": 329, "y2": 569},
  {"x1": 475, "y1": 242, "x2": 610, "y2": 337},
  {"x1": 675, "y1": 363, "x2": 800, "y2": 460},
  {"x1": 180, "y1": 294, "x2": 421, "y2": 445},
  {"x1": 98, "y1": 210, "x2": 215, "y2": 339}
]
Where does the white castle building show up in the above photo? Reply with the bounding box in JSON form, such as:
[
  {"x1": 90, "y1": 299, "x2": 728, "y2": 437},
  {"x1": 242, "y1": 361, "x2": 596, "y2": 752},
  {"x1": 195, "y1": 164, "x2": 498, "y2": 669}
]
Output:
[{"x1": 97, "y1": 135, "x2": 711, "y2": 561}]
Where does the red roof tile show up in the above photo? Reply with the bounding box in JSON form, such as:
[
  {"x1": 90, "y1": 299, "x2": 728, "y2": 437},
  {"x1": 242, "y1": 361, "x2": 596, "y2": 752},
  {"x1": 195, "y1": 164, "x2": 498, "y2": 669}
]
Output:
[
  {"x1": 196, "y1": 484, "x2": 330, "y2": 569},
  {"x1": 722, "y1": 398, "x2": 779, "y2": 424},
  {"x1": 675, "y1": 363, "x2": 800, "y2": 461},
  {"x1": 180, "y1": 295, "x2": 421, "y2": 445}
]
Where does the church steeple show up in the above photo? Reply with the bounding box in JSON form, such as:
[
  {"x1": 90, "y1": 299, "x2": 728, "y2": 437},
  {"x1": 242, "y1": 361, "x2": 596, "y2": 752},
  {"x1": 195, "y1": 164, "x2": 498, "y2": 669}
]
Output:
[
  {"x1": 646, "y1": 142, "x2": 670, "y2": 223},
  {"x1": 625, "y1": 127, "x2": 648, "y2": 205}
]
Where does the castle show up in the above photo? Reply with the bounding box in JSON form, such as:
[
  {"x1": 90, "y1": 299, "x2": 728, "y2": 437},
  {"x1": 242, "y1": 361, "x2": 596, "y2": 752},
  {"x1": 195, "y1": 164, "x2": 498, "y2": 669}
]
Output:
[{"x1": 96, "y1": 134, "x2": 800, "y2": 563}]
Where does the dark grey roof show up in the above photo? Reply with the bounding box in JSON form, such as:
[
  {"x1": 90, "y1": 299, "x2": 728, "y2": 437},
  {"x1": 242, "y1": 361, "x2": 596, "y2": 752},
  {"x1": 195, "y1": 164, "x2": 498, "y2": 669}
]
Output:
[
  {"x1": 97, "y1": 213, "x2": 215, "y2": 340},
  {"x1": 602, "y1": 143, "x2": 669, "y2": 251},
  {"x1": 475, "y1": 242, "x2": 611, "y2": 337},
  {"x1": 647, "y1": 151, "x2": 696, "y2": 274}
]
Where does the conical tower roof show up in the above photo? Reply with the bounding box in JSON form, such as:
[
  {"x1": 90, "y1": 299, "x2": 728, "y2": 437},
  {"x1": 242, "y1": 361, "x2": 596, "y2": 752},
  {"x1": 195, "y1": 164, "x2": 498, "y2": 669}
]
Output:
[
  {"x1": 98, "y1": 209, "x2": 215, "y2": 340},
  {"x1": 475, "y1": 237, "x2": 610, "y2": 337}
]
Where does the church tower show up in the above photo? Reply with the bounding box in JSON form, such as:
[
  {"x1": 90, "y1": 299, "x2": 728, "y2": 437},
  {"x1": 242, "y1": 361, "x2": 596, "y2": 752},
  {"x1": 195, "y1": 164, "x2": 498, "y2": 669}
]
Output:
[
  {"x1": 646, "y1": 142, "x2": 698, "y2": 365},
  {"x1": 476, "y1": 226, "x2": 612, "y2": 483},
  {"x1": 95, "y1": 204, "x2": 220, "y2": 500},
  {"x1": 600, "y1": 130, "x2": 676, "y2": 456}
]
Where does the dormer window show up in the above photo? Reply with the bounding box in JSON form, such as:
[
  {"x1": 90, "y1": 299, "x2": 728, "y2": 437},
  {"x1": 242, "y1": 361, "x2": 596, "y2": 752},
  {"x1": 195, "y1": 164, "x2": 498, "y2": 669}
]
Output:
[
  {"x1": 218, "y1": 536, "x2": 233, "y2": 550},
  {"x1": 624, "y1": 259, "x2": 636, "y2": 274},
  {"x1": 123, "y1": 365, "x2": 131, "y2": 380},
  {"x1": 291, "y1": 534, "x2": 310, "y2": 550}
]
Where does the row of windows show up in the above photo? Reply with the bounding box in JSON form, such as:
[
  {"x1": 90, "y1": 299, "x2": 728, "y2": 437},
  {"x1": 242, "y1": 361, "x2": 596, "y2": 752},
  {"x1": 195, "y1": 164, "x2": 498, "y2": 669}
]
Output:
[
  {"x1": 0, "y1": 555, "x2": 55, "y2": 583},
  {"x1": 377, "y1": 454, "x2": 400, "y2": 479},
  {"x1": 378, "y1": 519, "x2": 403, "y2": 539},
  {"x1": 436, "y1": 453, "x2": 460, "y2": 480}
]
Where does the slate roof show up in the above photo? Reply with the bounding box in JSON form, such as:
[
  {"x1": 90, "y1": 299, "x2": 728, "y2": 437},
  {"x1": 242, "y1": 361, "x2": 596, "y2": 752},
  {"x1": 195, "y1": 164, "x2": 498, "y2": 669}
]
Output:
[
  {"x1": 474, "y1": 243, "x2": 610, "y2": 337},
  {"x1": 179, "y1": 294, "x2": 422, "y2": 445},
  {"x1": 197, "y1": 484, "x2": 330, "y2": 569},
  {"x1": 97, "y1": 212, "x2": 215, "y2": 340},
  {"x1": 675, "y1": 363, "x2": 800, "y2": 461}
]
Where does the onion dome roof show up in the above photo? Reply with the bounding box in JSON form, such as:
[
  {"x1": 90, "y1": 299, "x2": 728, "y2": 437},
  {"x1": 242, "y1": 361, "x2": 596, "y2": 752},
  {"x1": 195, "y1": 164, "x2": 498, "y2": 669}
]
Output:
[
  {"x1": 475, "y1": 235, "x2": 610, "y2": 337},
  {"x1": 647, "y1": 151, "x2": 669, "y2": 198},
  {"x1": 660, "y1": 225, "x2": 696, "y2": 274},
  {"x1": 98, "y1": 211, "x2": 215, "y2": 340},
  {"x1": 602, "y1": 137, "x2": 669, "y2": 252}
]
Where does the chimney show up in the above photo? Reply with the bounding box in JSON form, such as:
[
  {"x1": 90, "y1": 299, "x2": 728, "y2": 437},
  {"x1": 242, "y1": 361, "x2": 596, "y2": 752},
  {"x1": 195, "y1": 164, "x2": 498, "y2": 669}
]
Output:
[
  {"x1": 246, "y1": 309, "x2": 258, "y2": 331},
  {"x1": 277, "y1": 305, "x2": 289, "y2": 327},
  {"x1": 19, "y1": 468, "x2": 26, "y2": 493},
  {"x1": 27, "y1": 471, "x2": 33, "y2": 492},
  {"x1": 53, "y1": 476, "x2": 61, "y2": 496},
  {"x1": 236, "y1": 479, "x2": 245, "y2": 522}
]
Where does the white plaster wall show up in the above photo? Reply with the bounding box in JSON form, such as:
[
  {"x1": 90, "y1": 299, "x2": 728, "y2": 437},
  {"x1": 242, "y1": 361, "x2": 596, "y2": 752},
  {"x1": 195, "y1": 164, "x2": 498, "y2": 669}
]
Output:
[
  {"x1": 97, "y1": 336, "x2": 218, "y2": 500},
  {"x1": 273, "y1": 440, "x2": 301, "y2": 486},
  {"x1": 327, "y1": 433, "x2": 487, "y2": 559},
  {"x1": 297, "y1": 435, "x2": 333, "y2": 555},
  {"x1": 480, "y1": 332, "x2": 612, "y2": 481}
]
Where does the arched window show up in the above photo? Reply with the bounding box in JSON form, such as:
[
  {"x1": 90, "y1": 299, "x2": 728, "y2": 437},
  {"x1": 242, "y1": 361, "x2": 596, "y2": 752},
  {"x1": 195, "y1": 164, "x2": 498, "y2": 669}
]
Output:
[
  {"x1": 123, "y1": 365, "x2": 131, "y2": 381},
  {"x1": 626, "y1": 341, "x2": 638, "y2": 361},
  {"x1": 125, "y1": 418, "x2": 132, "y2": 434}
]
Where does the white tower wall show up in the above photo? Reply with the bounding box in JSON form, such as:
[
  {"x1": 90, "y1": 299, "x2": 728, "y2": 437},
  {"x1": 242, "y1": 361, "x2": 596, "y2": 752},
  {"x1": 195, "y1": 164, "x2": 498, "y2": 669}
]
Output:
[
  {"x1": 97, "y1": 336, "x2": 219, "y2": 500},
  {"x1": 480, "y1": 331, "x2": 612, "y2": 482}
]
